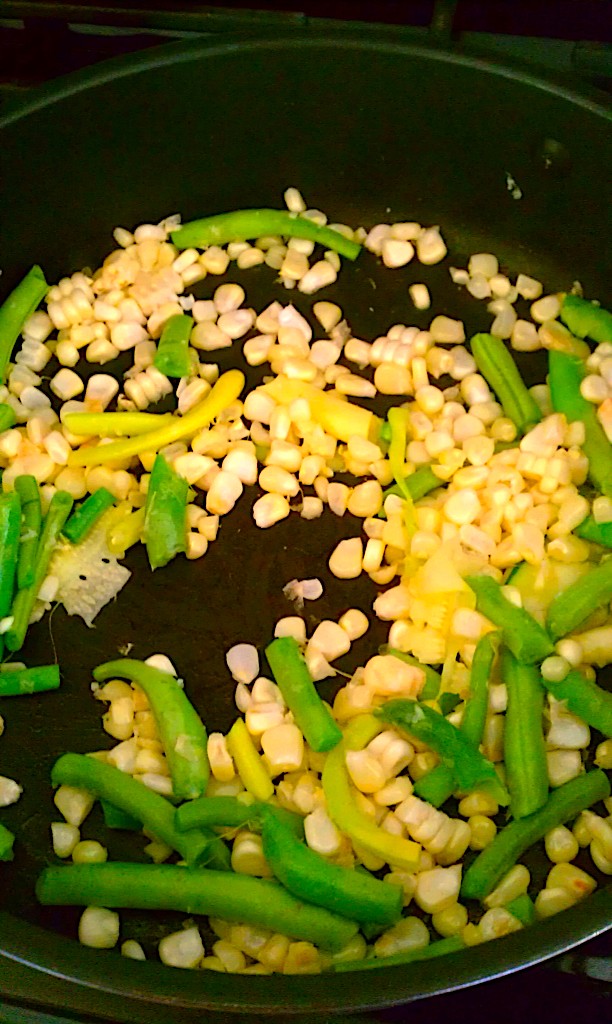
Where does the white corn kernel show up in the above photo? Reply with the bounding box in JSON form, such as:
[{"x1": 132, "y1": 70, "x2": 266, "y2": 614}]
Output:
[
  {"x1": 328, "y1": 537, "x2": 363, "y2": 579},
  {"x1": 79, "y1": 907, "x2": 120, "y2": 949},
  {"x1": 159, "y1": 926, "x2": 204, "y2": 968},
  {"x1": 252, "y1": 493, "x2": 290, "y2": 529}
]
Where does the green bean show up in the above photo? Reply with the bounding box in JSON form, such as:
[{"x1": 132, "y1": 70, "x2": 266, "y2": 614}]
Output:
[
  {"x1": 51, "y1": 753, "x2": 223, "y2": 868},
  {"x1": 376, "y1": 699, "x2": 508, "y2": 804},
  {"x1": 36, "y1": 863, "x2": 358, "y2": 952},
  {"x1": 461, "y1": 769, "x2": 610, "y2": 901},
  {"x1": 548, "y1": 349, "x2": 612, "y2": 496},
  {"x1": 144, "y1": 453, "x2": 188, "y2": 570},
  {"x1": 100, "y1": 800, "x2": 140, "y2": 831},
  {"x1": 0, "y1": 822, "x2": 15, "y2": 861},
  {"x1": 380, "y1": 464, "x2": 441, "y2": 509},
  {"x1": 380, "y1": 646, "x2": 441, "y2": 700},
  {"x1": 546, "y1": 558, "x2": 612, "y2": 640},
  {"x1": 541, "y1": 669, "x2": 612, "y2": 739},
  {"x1": 414, "y1": 632, "x2": 499, "y2": 807},
  {"x1": 574, "y1": 515, "x2": 612, "y2": 549},
  {"x1": 5, "y1": 490, "x2": 73, "y2": 652},
  {"x1": 0, "y1": 664, "x2": 59, "y2": 697},
  {"x1": 506, "y1": 893, "x2": 536, "y2": 927},
  {"x1": 470, "y1": 333, "x2": 542, "y2": 434},
  {"x1": 265, "y1": 637, "x2": 342, "y2": 752},
  {"x1": 93, "y1": 659, "x2": 209, "y2": 801},
  {"x1": 334, "y1": 935, "x2": 465, "y2": 972},
  {"x1": 175, "y1": 795, "x2": 304, "y2": 837},
  {"x1": 259, "y1": 806, "x2": 402, "y2": 927},
  {"x1": 0, "y1": 265, "x2": 48, "y2": 382},
  {"x1": 560, "y1": 294, "x2": 612, "y2": 345},
  {"x1": 171, "y1": 209, "x2": 361, "y2": 261},
  {"x1": 62, "y1": 487, "x2": 115, "y2": 544},
  {"x1": 153, "y1": 313, "x2": 193, "y2": 379},
  {"x1": 0, "y1": 403, "x2": 16, "y2": 433},
  {"x1": 464, "y1": 573, "x2": 554, "y2": 664},
  {"x1": 14, "y1": 475, "x2": 41, "y2": 589},
  {"x1": 0, "y1": 493, "x2": 21, "y2": 630},
  {"x1": 501, "y1": 649, "x2": 548, "y2": 819}
]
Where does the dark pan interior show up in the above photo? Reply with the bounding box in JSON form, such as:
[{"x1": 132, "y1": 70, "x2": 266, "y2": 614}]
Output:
[{"x1": 0, "y1": 30, "x2": 611, "y2": 1018}]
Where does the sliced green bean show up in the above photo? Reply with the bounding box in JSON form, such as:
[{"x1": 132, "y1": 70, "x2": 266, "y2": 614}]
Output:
[
  {"x1": 62, "y1": 487, "x2": 116, "y2": 544},
  {"x1": 153, "y1": 313, "x2": 193, "y2": 379},
  {"x1": 546, "y1": 557, "x2": 612, "y2": 640},
  {"x1": 265, "y1": 637, "x2": 342, "y2": 753},
  {"x1": 501, "y1": 649, "x2": 548, "y2": 819},
  {"x1": 0, "y1": 265, "x2": 48, "y2": 382},
  {"x1": 380, "y1": 646, "x2": 441, "y2": 700},
  {"x1": 464, "y1": 573, "x2": 554, "y2": 664},
  {"x1": 6, "y1": 490, "x2": 73, "y2": 652},
  {"x1": 574, "y1": 515, "x2": 612, "y2": 549},
  {"x1": 560, "y1": 294, "x2": 612, "y2": 345},
  {"x1": 260, "y1": 806, "x2": 402, "y2": 927},
  {"x1": 461, "y1": 769, "x2": 610, "y2": 901},
  {"x1": 470, "y1": 333, "x2": 542, "y2": 434},
  {"x1": 175, "y1": 795, "x2": 303, "y2": 837},
  {"x1": 14, "y1": 475, "x2": 41, "y2": 589},
  {"x1": 0, "y1": 822, "x2": 15, "y2": 860},
  {"x1": 51, "y1": 753, "x2": 222, "y2": 868},
  {"x1": 171, "y1": 209, "x2": 361, "y2": 261},
  {"x1": 380, "y1": 464, "x2": 441, "y2": 509},
  {"x1": 415, "y1": 632, "x2": 499, "y2": 807},
  {"x1": 387, "y1": 407, "x2": 417, "y2": 535},
  {"x1": 0, "y1": 403, "x2": 16, "y2": 432},
  {"x1": 0, "y1": 493, "x2": 21, "y2": 627},
  {"x1": 506, "y1": 893, "x2": 536, "y2": 927},
  {"x1": 542, "y1": 669, "x2": 612, "y2": 739},
  {"x1": 93, "y1": 659, "x2": 209, "y2": 801},
  {"x1": 36, "y1": 863, "x2": 358, "y2": 952},
  {"x1": 100, "y1": 800, "x2": 140, "y2": 831},
  {"x1": 334, "y1": 935, "x2": 465, "y2": 972},
  {"x1": 144, "y1": 453, "x2": 188, "y2": 570},
  {"x1": 376, "y1": 699, "x2": 508, "y2": 804},
  {"x1": 548, "y1": 350, "x2": 612, "y2": 496},
  {"x1": 0, "y1": 664, "x2": 59, "y2": 697}
]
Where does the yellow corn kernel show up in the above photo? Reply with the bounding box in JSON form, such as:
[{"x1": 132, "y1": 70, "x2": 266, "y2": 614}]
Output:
[
  {"x1": 468, "y1": 815, "x2": 497, "y2": 851},
  {"x1": 546, "y1": 862, "x2": 597, "y2": 900},
  {"x1": 432, "y1": 903, "x2": 468, "y2": 937},
  {"x1": 484, "y1": 865, "x2": 530, "y2": 908},
  {"x1": 282, "y1": 941, "x2": 322, "y2": 975},
  {"x1": 458, "y1": 791, "x2": 499, "y2": 818},
  {"x1": 374, "y1": 916, "x2": 430, "y2": 959},
  {"x1": 535, "y1": 886, "x2": 576, "y2": 919},
  {"x1": 383, "y1": 870, "x2": 417, "y2": 907},
  {"x1": 478, "y1": 907, "x2": 523, "y2": 941},
  {"x1": 544, "y1": 825, "x2": 580, "y2": 864}
]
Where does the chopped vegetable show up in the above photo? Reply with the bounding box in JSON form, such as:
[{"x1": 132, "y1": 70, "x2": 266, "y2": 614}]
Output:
[
  {"x1": 226, "y1": 718, "x2": 274, "y2": 802},
  {"x1": 0, "y1": 265, "x2": 47, "y2": 381},
  {"x1": 541, "y1": 669, "x2": 612, "y2": 739},
  {"x1": 153, "y1": 313, "x2": 193, "y2": 379},
  {"x1": 546, "y1": 557, "x2": 612, "y2": 641},
  {"x1": 461, "y1": 769, "x2": 610, "y2": 900},
  {"x1": 560, "y1": 294, "x2": 612, "y2": 345},
  {"x1": 386, "y1": 407, "x2": 417, "y2": 534},
  {"x1": 175, "y1": 795, "x2": 304, "y2": 837},
  {"x1": 548, "y1": 350, "x2": 612, "y2": 496},
  {"x1": 265, "y1": 636, "x2": 342, "y2": 752},
  {"x1": 100, "y1": 800, "x2": 140, "y2": 831},
  {"x1": 144, "y1": 454, "x2": 188, "y2": 570},
  {"x1": 505, "y1": 893, "x2": 536, "y2": 927},
  {"x1": 171, "y1": 209, "x2": 361, "y2": 261},
  {"x1": 64, "y1": 411, "x2": 176, "y2": 437},
  {"x1": 574, "y1": 515, "x2": 612, "y2": 549},
  {"x1": 0, "y1": 492, "x2": 22, "y2": 657},
  {"x1": 14, "y1": 475, "x2": 41, "y2": 589},
  {"x1": 501, "y1": 650, "x2": 548, "y2": 819},
  {"x1": 93, "y1": 658, "x2": 209, "y2": 800},
  {"x1": 380, "y1": 464, "x2": 441, "y2": 508},
  {"x1": 50, "y1": 507, "x2": 131, "y2": 626},
  {"x1": 0, "y1": 822, "x2": 15, "y2": 861},
  {"x1": 470, "y1": 333, "x2": 542, "y2": 434},
  {"x1": 0, "y1": 664, "x2": 60, "y2": 697},
  {"x1": 62, "y1": 488, "x2": 116, "y2": 545},
  {"x1": 464, "y1": 574, "x2": 554, "y2": 664},
  {"x1": 0, "y1": 403, "x2": 16, "y2": 432},
  {"x1": 36, "y1": 863, "x2": 359, "y2": 952},
  {"x1": 261, "y1": 376, "x2": 380, "y2": 443},
  {"x1": 381, "y1": 646, "x2": 441, "y2": 700}
]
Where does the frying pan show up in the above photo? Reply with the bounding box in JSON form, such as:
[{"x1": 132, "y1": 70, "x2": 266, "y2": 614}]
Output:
[{"x1": 0, "y1": 25, "x2": 611, "y2": 1021}]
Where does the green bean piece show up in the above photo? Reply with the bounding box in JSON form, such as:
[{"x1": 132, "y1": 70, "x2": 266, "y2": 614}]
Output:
[
  {"x1": 560, "y1": 294, "x2": 612, "y2": 345},
  {"x1": 380, "y1": 464, "x2": 441, "y2": 509},
  {"x1": 334, "y1": 935, "x2": 465, "y2": 973},
  {"x1": 574, "y1": 515, "x2": 612, "y2": 549},
  {"x1": 470, "y1": 333, "x2": 542, "y2": 434},
  {"x1": 414, "y1": 632, "x2": 499, "y2": 807},
  {"x1": 51, "y1": 753, "x2": 223, "y2": 868},
  {"x1": 265, "y1": 637, "x2": 342, "y2": 753},
  {"x1": 376, "y1": 700, "x2": 508, "y2": 804},
  {"x1": 175, "y1": 795, "x2": 304, "y2": 838},
  {"x1": 93, "y1": 659, "x2": 209, "y2": 801},
  {"x1": 0, "y1": 403, "x2": 16, "y2": 433},
  {"x1": 260, "y1": 806, "x2": 402, "y2": 927},
  {"x1": 0, "y1": 492, "x2": 21, "y2": 623},
  {"x1": 506, "y1": 893, "x2": 536, "y2": 927},
  {"x1": 546, "y1": 558, "x2": 612, "y2": 640},
  {"x1": 171, "y1": 209, "x2": 361, "y2": 261},
  {"x1": 461, "y1": 769, "x2": 610, "y2": 901},
  {"x1": 501, "y1": 649, "x2": 548, "y2": 819},
  {"x1": 464, "y1": 574, "x2": 554, "y2": 664},
  {"x1": 0, "y1": 664, "x2": 59, "y2": 697},
  {"x1": 14, "y1": 475, "x2": 41, "y2": 589},
  {"x1": 100, "y1": 800, "x2": 140, "y2": 831},
  {"x1": 36, "y1": 863, "x2": 358, "y2": 952},
  {"x1": 0, "y1": 265, "x2": 48, "y2": 382},
  {"x1": 0, "y1": 822, "x2": 15, "y2": 861},
  {"x1": 380, "y1": 646, "x2": 441, "y2": 700},
  {"x1": 548, "y1": 350, "x2": 612, "y2": 496},
  {"x1": 62, "y1": 487, "x2": 116, "y2": 544},
  {"x1": 6, "y1": 490, "x2": 73, "y2": 652},
  {"x1": 144, "y1": 453, "x2": 188, "y2": 570},
  {"x1": 153, "y1": 313, "x2": 193, "y2": 379},
  {"x1": 542, "y1": 669, "x2": 612, "y2": 739}
]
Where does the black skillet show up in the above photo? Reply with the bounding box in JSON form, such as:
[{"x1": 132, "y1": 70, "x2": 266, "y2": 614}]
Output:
[{"x1": 0, "y1": 26, "x2": 611, "y2": 1020}]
